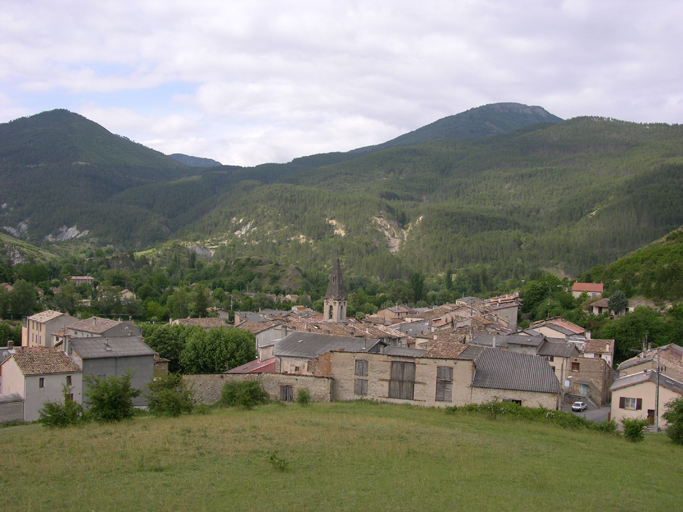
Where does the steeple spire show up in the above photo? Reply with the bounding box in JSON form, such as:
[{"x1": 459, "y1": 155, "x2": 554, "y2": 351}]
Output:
[{"x1": 324, "y1": 258, "x2": 347, "y2": 322}]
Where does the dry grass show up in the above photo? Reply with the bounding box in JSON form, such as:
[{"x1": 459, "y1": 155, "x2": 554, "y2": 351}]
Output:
[{"x1": 1, "y1": 401, "x2": 681, "y2": 511}]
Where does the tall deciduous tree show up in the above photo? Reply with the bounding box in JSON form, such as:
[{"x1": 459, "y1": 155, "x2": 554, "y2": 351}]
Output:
[
  {"x1": 10, "y1": 279, "x2": 36, "y2": 318},
  {"x1": 181, "y1": 327, "x2": 256, "y2": 374}
]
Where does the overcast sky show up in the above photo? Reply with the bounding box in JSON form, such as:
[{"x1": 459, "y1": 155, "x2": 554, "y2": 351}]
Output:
[{"x1": 2, "y1": 1, "x2": 681, "y2": 166}]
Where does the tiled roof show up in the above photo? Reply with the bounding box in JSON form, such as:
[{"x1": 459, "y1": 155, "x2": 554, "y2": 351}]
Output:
[
  {"x1": 226, "y1": 357, "x2": 276, "y2": 374},
  {"x1": 423, "y1": 342, "x2": 470, "y2": 359},
  {"x1": 68, "y1": 317, "x2": 123, "y2": 334},
  {"x1": 70, "y1": 336, "x2": 156, "y2": 359},
  {"x1": 8, "y1": 347, "x2": 81, "y2": 375},
  {"x1": 382, "y1": 346, "x2": 425, "y2": 357},
  {"x1": 470, "y1": 348, "x2": 560, "y2": 394},
  {"x1": 618, "y1": 344, "x2": 683, "y2": 373},
  {"x1": 234, "y1": 311, "x2": 270, "y2": 323},
  {"x1": 584, "y1": 339, "x2": 615, "y2": 355},
  {"x1": 456, "y1": 345, "x2": 487, "y2": 360},
  {"x1": 27, "y1": 310, "x2": 68, "y2": 323},
  {"x1": 591, "y1": 298, "x2": 610, "y2": 309},
  {"x1": 236, "y1": 321, "x2": 282, "y2": 335},
  {"x1": 572, "y1": 283, "x2": 604, "y2": 293}
]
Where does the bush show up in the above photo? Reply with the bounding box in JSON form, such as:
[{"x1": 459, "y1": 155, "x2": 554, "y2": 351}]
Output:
[
  {"x1": 662, "y1": 396, "x2": 683, "y2": 445},
  {"x1": 622, "y1": 417, "x2": 649, "y2": 442},
  {"x1": 84, "y1": 370, "x2": 141, "y2": 422},
  {"x1": 219, "y1": 380, "x2": 269, "y2": 409},
  {"x1": 296, "y1": 387, "x2": 311, "y2": 406},
  {"x1": 39, "y1": 385, "x2": 85, "y2": 428},
  {"x1": 146, "y1": 373, "x2": 195, "y2": 417}
]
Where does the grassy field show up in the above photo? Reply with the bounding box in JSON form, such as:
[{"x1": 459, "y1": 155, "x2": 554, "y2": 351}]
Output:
[{"x1": 1, "y1": 402, "x2": 681, "y2": 511}]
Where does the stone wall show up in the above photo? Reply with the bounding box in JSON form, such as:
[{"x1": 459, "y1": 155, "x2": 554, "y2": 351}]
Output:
[
  {"x1": 184, "y1": 373, "x2": 332, "y2": 405},
  {"x1": 470, "y1": 387, "x2": 558, "y2": 410}
]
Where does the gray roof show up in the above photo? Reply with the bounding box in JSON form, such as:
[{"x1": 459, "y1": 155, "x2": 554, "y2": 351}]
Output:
[
  {"x1": 235, "y1": 312, "x2": 270, "y2": 323},
  {"x1": 537, "y1": 341, "x2": 579, "y2": 358},
  {"x1": 469, "y1": 333, "x2": 509, "y2": 349},
  {"x1": 0, "y1": 393, "x2": 23, "y2": 404},
  {"x1": 70, "y1": 336, "x2": 156, "y2": 359},
  {"x1": 610, "y1": 371, "x2": 683, "y2": 395},
  {"x1": 456, "y1": 345, "x2": 487, "y2": 360},
  {"x1": 273, "y1": 332, "x2": 382, "y2": 359},
  {"x1": 470, "y1": 348, "x2": 560, "y2": 394},
  {"x1": 391, "y1": 320, "x2": 431, "y2": 336},
  {"x1": 617, "y1": 354, "x2": 655, "y2": 371},
  {"x1": 541, "y1": 324, "x2": 575, "y2": 336}
]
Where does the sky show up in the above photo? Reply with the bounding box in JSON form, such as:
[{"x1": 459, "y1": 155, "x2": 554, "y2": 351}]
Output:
[{"x1": 1, "y1": 1, "x2": 682, "y2": 167}]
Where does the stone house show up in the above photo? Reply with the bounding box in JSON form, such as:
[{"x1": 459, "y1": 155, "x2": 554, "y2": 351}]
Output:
[
  {"x1": 67, "y1": 336, "x2": 156, "y2": 407},
  {"x1": 67, "y1": 317, "x2": 141, "y2": 338},
  {"x1": 583, "y1": 339, "x2": 615, "y2": 368},
  {"x1": 536, "y1": 340, "x2": 581, "y2": 385},
  {"x1": 235, "y1": 321, "x2": 286, "y2": 360},
  {"x1": 610, "y1": 370, "x2": 683, "y2": 429},
  {"x1": 70, "y1": 276, "x2": 95, "y2": 287},
  {"x1": 617, "y1": 344, "x2": 683, "y2": 383},
  {"x1": 0, "y1": 347, "x2": 82, "y2": 422},
  {"x1": 564, "y1": 355, "x2": 615, "y2": 406},
  {"x1": 21, "y1": 310, "x2": 76, "y2": 347}
]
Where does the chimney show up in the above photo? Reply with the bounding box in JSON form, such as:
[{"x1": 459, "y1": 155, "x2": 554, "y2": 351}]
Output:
[
  {"x1": 129, "y1": 315, "x2": 132, "y2": 322},
  {"x1": 363, "y1": 337, "x2": 367, "y2": 349},
  {"x1": 77, "y1": 312, "x2": 82, "y2": 320},
  {"x1": 64, "y1": 335, "x2": 70, "y2": 356},
  {"x1": 648, "y1": 342, "x2": 652, "y2": 351},
  {"x1": 94, "y1": 317, "x2": 97, "y2": 326},
  {"x1": 493, "y1": 336, "x2": 496, "y2": 348},
  {"x1": 7, "y1": 340, "x2": 13, "y2": 349},
  {"x1": 105, "y1": 338, "x2": 109, "y2": 346}
]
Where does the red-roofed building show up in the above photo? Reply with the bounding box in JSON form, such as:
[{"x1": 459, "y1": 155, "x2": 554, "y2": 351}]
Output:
[
  {"x1": 226, "y1": 358, "x2": 276, "y2": 374},
  {"x1": 571, "y1": 282, "x2": 604, "y2": 299}
]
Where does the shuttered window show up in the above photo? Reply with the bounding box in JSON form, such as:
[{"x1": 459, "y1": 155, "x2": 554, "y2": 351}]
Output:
[
  {"x1": 280, "y1": 385, "x2": 294, "y2": 402},
  {"x1": 354, "y1": 379, "x2": 368, "y2": 396},
  {"x1": 355, "y1": 359, "x2": 368, "y2": 377},
  {"x1": 620, "y1": 397, "x2": 641, "y2": 410},
  {"x1": 435, "y1": 366, "x2": 453, "y2": 402},
  {"x1": 389, "y1": 361, "x2": 415, "y2": 400}
]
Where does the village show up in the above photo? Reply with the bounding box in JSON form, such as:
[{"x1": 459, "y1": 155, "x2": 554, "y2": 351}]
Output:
[{"x1": 1, "y1": 259, "x2": 680, "y2": 433}]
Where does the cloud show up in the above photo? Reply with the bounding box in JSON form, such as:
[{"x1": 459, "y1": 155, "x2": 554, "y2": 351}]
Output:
[{"x1": 1, "y1": 0, "x2": 683, "y2": 165}]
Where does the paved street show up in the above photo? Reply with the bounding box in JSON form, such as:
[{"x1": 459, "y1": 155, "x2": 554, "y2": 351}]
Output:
[{"x1": 561, "y1": 403, "x2": 611, "y2": 423}]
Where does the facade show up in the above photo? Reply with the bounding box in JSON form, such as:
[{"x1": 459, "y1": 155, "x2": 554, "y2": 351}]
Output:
[
  {"x1": 610, "y1": 371, "x2": 683, "y2": 429},
  {"x1": 70, "y1": 276, "x2": 95, "y2": 287},
  {"x1": 0, "y1": 347, "x2": 82, "y2": 422},
  {"x1": 323, "y1": 259, "x2": 347, "y2": 323},
  {"x1": 583, "y1": 339, "x2": 615, "y2": 368},
  {"x1": 68, "y1": 336, "x2": 156, "y2": 407},
  {"x1": 564, "y1": 355, "x2": 615, "y2": 406},
  {"x1": 617, "y1": 344, "x2": 683, "y2": 383},
  {"x1": 21, "y1": 310, "x2": 76, "y2": 347}
]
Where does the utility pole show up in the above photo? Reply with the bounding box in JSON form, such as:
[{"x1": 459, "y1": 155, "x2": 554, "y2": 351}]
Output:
[{"x1": 655, "y1": 346, "x2": 661, "y2": 433}]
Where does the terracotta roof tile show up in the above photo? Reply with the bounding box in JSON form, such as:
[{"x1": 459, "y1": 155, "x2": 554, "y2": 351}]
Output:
[
  {"x1": 27, "y1": 310, "x2": 69, "y2": 323},
  {"x1": 8, "y1": 347, "x2": 81, "y2": 375}
]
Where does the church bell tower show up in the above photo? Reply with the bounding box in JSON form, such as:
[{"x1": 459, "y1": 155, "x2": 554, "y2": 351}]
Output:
[{"x1": 324, "y1": 258, "x2": 347, "y2": 323}]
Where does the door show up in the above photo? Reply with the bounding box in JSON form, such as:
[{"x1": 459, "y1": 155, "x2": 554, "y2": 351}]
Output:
[
  {"x1": 647, "y1": 409, "x2": 655, "y2": 425},
  {"x1": 580, "y1": 384, "x2": 588, "y2": 396}
]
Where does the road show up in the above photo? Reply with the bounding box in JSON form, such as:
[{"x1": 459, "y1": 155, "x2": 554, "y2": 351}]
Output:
[{"x1": 561, "y1": 403, "x2": 611, "y2": 423}]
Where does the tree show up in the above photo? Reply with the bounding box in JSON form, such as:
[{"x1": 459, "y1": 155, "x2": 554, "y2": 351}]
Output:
[
  {"x1": 39, "y1": 385, "x2": 84, "y2": 428},
  {"x1": 0, "y1": 287, "x2": 10, "y2": 318},
  {"x1": 410, "y1": 273, "x2": 425, "y2": 304},
  {"x1": 144, "y1": 324, "x2": 202, "y2": 373},
  {"x1": 10, "y1": 279, "x2": 36, "y2": 318},
  {"x1": 609, "y1": 290, "x2": 628, "y2": 315},
  {"x1": 662, "y1": 396, "x2": 683, "y2": 445},
  {"x1": 145, "y1": 300, "x2": 166, "y2": 322},
  {"x1": 181, "y1": 327, "x2": 256, "y2": 374},
  {"x1": 83, "y1": 371, "x2": 141, "y2": 422},
  {"x1": 146, "y1": 372, "x2": 195, "y2": 417}
]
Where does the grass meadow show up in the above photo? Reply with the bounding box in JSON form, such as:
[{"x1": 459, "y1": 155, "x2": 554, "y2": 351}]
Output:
[{"x1": 1, "y1": 401, "x2": 681, "y2": 511}]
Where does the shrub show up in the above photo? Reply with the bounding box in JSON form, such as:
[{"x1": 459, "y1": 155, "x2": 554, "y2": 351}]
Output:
[
  {"x1": 39, "y1": 385, "x2": 84, "y2": 428},
  {"x1": 181, "y1": 327, "x2": 257, "y2": 374},
  {"x1": 662, "y1": 396, "x2": 683, "y2": 445},
  {"x1": 296, "y1": 387, "x2": 311, "y2": 406},
  {"x1": 219, "y1": 380, "x2": 269, "y2": 409},
  {"x1": 622, "y1": 417, "x2": 649, "y2": 442},
  {"x1": 84, "y1": 370, "x2": 141, "y2": 422},
  {"x1": 146, "y1": 373, "x2": 195, "y2": 417}
]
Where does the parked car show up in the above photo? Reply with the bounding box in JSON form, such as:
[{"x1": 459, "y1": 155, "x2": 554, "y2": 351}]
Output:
[{"x1": 572, "y1": 401, "x2": 588, "y2": 412}]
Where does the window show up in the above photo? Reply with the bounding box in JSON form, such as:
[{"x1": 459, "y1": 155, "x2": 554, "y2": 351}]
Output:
[
  {"x1": 280, "y1": 385, "x2": 294, "y2": 402},
  {"x1": 619, "y1": 397, "x2": 642, "y2": 410},
  {"x1": 546, "y1": 356, "x2": 555, "y2": 362},
  {"x1": 503, "y1": 399, "x2": 522, "y2": 405},
  {"x1": 389, "y1": 361, "x2": 415, "y2": 400},
  {"x1": 354, "y1": 379, "x2": 368, "y2": 396},
  {"x1": 435, "y1": 366, "x2": 453, "y2": 402},
  {"x1": 328, "y1": 305, "x2": 333, "y2": 319},
  {"x1": 355, "y1": 359, "x2": 368, "y2": 377},
  {"x1": 66, "y1": 375, "x2": 72, "y2": 385},
  {"x1": 571, "y1": 362, "x2": 580, "y2": 372},
  {"x1": 39, "y1": 378, "x2": 45, "y2": 388}
]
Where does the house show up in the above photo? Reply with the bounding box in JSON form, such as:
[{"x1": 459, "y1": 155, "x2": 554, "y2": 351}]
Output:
[
  {"x1": 617, "y1": 344, "x2": 683, "y2": 383},
  {"x1": 70, "y1": 276, "x2": 95, "y2": 287},
  {"x1": 236, "y1": 321, "x2": 287, "y2": 360},
  {"x1": 67, "y1": 336, "x2": 156, "y2": 407},
  {"x1": 1, "y1": 283, "x2": 13, "y2": 293},
  {"x1": 530, "y1": 317, "x2": 588, "y2": 341},
  {"x1": 610, "y1": 370, "x2": 683, "y2": 429},
  {"x1": 590, "y1": 298, "x2": 611, "y2": 316},
  {"x1": 119, "y1": 289, "x2": 136, "y2": 300},
  {"x1": 470, "y1": 333, "x2": 545, "y2": 356},
  {"x1": 0, "y1": 347, "x2": 82, "y2": 422},
  {"x1": 67, "y1": 317, "x2": 141, "y2": 338},
  {"x1": 571, "y1": 282, "x2": 604, "y2": 299},
  {"x1": 583, "y1": 339, "x2": 615, "y2": 367},
  {"x1": 170, "y1": 317, "x2": 227, "y2": 330},
  {"x1": 233, "y1": 311, "x2": 271, "y2": 325},
  {"x1": 314, "y1": 344, "x2": 560, "y2": 409},
  {"x1": 591, "y1": 298, "x2": 652, "y2": 317},
  {"x1": 563, "y1": 355, "x2": 615, "y2": 406},
  {"x1": 536, "y1": 340, "x2": 581, "y2": 385},
  {"x1": 21, "y1": 310, "x2": 76, "y2": 347}
]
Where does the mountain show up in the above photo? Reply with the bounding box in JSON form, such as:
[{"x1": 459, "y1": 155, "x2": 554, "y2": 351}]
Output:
[
  {"x1": 169, "y1": 154, "x2": 222, "y2": 167},
  {"x1": 0, "y1": 109, "x2": 193, "y2": 245},
  {"x1": 351, "y1": 102, "x2": 562, "y2": 154},
  {"x1": 3, "y1": 104, "x2": 683, "y2": 286}
]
